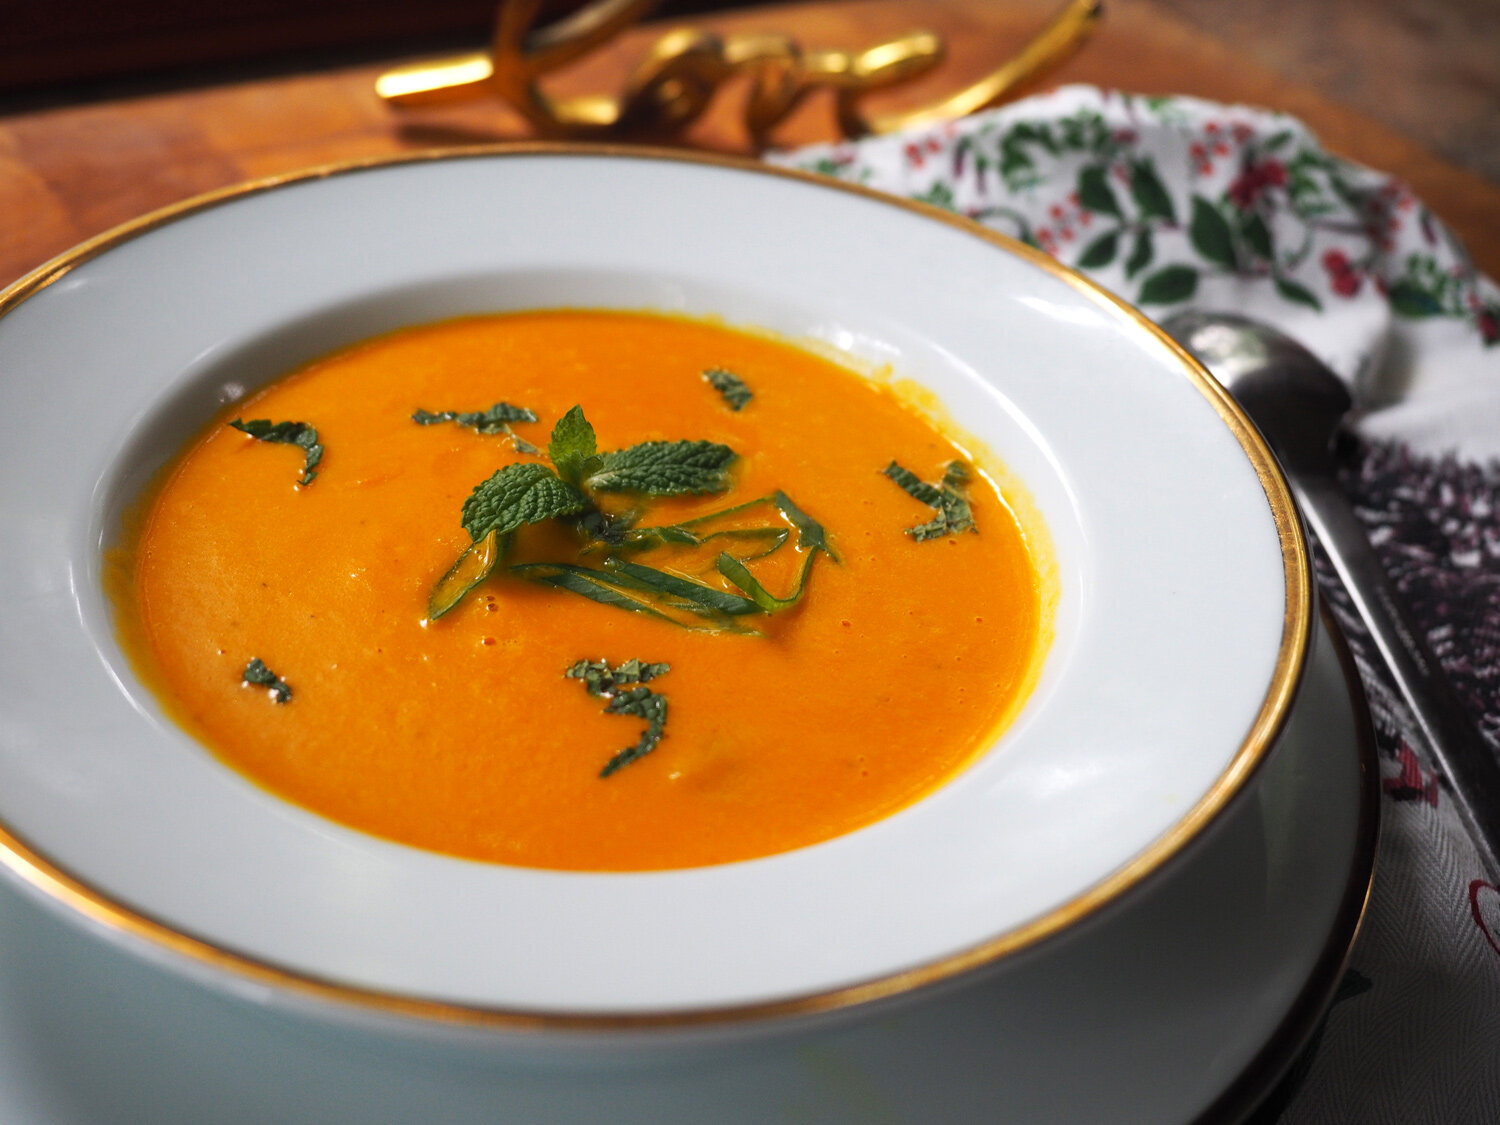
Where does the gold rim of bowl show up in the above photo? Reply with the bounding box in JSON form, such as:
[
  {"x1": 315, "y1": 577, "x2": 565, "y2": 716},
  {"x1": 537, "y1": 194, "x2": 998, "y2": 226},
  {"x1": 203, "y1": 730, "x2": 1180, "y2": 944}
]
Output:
[{"x1": 0, "y1": 142, "x2": 1315, "y2": 1031}]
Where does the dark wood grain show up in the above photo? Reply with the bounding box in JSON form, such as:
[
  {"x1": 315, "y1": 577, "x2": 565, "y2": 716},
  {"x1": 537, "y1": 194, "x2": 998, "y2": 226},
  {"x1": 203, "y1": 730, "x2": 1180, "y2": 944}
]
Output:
[{"x1": 1151, "y1": 0, "x2": 1500, "y2": 185}]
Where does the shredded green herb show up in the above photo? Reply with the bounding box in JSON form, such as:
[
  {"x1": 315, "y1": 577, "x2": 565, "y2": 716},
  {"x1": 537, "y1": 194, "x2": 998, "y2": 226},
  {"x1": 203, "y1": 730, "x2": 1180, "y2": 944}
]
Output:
[
  {"x1": 565, "y1": 658, "x2": 670, "y2": 776},
  {"x1": 241, "y1": 657, "x2": 291, "y2": 703},
  {"x1": 228, "y1": 419, "x2": 322, "y2": 485},
  {"x1": 429, "y1": 405, "x2": 836, "y2": 628},
  {"x1": 881, "y1": 462, "x2": 941, "y2": 508},
  {"x1": 413, "y1": 402, "x2": 539, "y2": 453},
  {"x1": 883, "y1": 459, "x2": 976, "y2": 540},
  {"x1": 427, "y1": 528, "x2": 507, "y2": 621},
  {"x1": 704, "y1": 367, "x2": 753, "y2": 410}
]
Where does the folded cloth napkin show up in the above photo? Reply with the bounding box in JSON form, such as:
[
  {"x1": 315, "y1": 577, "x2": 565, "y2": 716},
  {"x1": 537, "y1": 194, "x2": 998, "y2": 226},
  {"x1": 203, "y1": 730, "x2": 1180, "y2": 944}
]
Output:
[{"x1": 776, "y1": 86, "x2": 1500, "y2": 1122}]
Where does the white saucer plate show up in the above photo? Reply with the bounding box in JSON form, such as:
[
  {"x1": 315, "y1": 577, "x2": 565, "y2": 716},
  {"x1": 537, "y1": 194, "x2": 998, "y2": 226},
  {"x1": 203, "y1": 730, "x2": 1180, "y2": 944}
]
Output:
[{"x1": 0, "y1": 609, "x2": 1374, "y2": 1123}]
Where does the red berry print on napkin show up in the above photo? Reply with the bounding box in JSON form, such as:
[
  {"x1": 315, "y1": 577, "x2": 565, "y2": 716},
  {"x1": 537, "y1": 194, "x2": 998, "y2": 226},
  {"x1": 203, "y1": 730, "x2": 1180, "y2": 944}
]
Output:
[
  {"x1": 1469, "y1": 880, "x2": 1500, "y2": 958},
  {"x1": 1322, "y1": 248, "x2": 1364, "y2": 298},
  {"x1": 1383, "y1": 740, "x2": 1440, "y2": 806},
  {"x1": 1227, "y1": 157, "x2": 1286, "y2": 209}
]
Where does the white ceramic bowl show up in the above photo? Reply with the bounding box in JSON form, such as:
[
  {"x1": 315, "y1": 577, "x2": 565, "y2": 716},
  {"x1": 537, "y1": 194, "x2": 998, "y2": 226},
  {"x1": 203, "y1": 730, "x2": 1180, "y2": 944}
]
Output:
[{"x1": 0, "y1": 147, "x2": 1309, "y2": 1037}]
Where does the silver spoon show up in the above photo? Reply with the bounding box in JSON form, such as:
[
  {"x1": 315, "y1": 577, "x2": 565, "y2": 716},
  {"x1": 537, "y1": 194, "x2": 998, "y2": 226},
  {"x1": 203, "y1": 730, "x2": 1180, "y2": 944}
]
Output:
[{"x1": 1164, "y1": 310, "x2": 1500, "y2": 878}]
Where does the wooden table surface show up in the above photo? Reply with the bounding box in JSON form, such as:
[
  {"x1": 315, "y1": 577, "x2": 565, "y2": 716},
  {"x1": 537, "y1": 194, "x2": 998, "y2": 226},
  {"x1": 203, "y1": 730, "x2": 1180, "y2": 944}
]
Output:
[{"x1": 3, "y1": 0, "x2": 1498, "y2": 290}]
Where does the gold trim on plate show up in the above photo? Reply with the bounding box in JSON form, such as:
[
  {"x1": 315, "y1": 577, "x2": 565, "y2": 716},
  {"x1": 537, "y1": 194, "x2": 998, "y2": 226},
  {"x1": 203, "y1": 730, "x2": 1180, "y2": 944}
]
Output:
[{"x1": 0, "y1": 143, "x2": 1313, "y2": 1031}]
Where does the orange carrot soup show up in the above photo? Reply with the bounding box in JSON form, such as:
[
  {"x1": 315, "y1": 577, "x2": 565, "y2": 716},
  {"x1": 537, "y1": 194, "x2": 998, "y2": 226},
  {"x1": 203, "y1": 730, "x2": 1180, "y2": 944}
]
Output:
[{"x1": 116, "y1": 311, "x2": 1052, "y2": 870}]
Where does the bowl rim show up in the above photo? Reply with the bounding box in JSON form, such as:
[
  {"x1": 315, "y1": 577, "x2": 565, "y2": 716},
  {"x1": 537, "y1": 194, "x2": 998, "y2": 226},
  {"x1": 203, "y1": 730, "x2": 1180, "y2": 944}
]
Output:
[{"x1": 0, "y1": 141, "x2": 1312, "y2": 1031}]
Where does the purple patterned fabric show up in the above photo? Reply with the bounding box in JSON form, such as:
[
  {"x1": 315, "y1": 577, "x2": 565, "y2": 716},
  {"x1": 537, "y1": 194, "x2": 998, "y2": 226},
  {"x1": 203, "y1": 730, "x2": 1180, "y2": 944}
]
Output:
[
  {"x1": 1345, "y1": 441, "x2": 1500, "y2": 755},
  {"x1": 779, "y1": 86, "x2": 1500, "y2": 1120}
]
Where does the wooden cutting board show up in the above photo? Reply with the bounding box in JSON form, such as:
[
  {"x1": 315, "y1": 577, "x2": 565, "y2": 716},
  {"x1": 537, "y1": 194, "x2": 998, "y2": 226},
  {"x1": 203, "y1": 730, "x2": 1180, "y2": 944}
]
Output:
[{"x1": 3, "y1": 0, "x2": 1497, "y2": 288}]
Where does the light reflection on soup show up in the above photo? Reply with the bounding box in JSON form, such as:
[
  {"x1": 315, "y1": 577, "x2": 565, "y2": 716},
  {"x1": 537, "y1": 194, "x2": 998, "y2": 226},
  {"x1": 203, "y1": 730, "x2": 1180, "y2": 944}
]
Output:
[{"x1": 116, "y1": 311, "x2": 1051, "y2": 870}]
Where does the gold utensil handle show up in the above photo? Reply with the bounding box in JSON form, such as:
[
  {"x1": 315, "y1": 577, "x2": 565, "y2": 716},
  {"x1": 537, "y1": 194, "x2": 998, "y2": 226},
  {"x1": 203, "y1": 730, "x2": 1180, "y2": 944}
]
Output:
[
  {"x1": 376, "y1": 0, "x2": 1102, "y2": 146},
  {"x1": 855, "y1": 0, "x2": 1101, "y2": 136}
]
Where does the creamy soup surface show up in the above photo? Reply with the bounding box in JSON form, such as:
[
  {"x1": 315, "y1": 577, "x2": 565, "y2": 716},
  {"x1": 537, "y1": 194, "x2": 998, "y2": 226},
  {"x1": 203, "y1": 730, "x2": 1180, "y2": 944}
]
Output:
[{"x1": 117, "y1": 311, "x2": 1052, "y2": 870}]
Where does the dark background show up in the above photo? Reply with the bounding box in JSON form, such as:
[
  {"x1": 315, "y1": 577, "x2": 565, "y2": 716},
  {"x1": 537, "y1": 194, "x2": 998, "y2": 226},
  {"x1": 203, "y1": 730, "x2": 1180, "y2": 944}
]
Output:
[{"x1": 0, "y1": 1, "x2": 750, "y2": 94}]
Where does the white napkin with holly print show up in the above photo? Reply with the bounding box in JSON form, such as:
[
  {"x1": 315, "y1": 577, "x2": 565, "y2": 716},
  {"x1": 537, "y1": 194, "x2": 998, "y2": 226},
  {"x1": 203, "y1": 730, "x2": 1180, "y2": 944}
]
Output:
[{"x1": 775, "y1": 85, "x2": 1500, "y2": 1123}]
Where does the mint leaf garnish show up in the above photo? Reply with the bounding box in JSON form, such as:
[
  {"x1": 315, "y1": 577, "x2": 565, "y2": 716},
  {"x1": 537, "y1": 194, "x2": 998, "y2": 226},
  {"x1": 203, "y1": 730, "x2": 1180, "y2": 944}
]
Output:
[
  {"x1": 427, "y1": 529, "x2": 507, "y2": 620},
  {"x1": 547, "y1": 404, "x2": 736, "y2": 494},
  {"x1": 770, "y1": 489, "x2": 838, "y2": 562},
  {"x1": 413, "y1": 402, "x2": 536, "y2": 432},
  {"x1": 883, "y1": 459, "x2": 976, "y2": 540},
  {"x1": 518, "y1": 563, "x2": 683, "y2": 622},
  {"x1": 509, "y1": 490, "x2": 834, "y2": 631},
  {"x1": 548, "y1": 405, "x2": 602, "y2": 488},
  {"x1": 512, "y1": 563, "x2": 758, "y2": 632},
  {"x1": 460, "y1": 462, "x2": 588, "y2": 541},
  {"x1": 242, "y1": 657, "x2": 291, "y2": 703},
  {"x1": 714, "y1": 491, "x2": 834, "y2": 610},
  {"x1": 566, "y1": 657, "x2": 669, "y2": 693},
  {"x1": 931, "y1": 461, "x2": 977, "y2": 539},
  {"x1": 229, "y1": 419, "x2": 322, "y2": 485},
  {"x1": 587, "y1": 440, "x2": 735, "y2": 495},
  {"x1": 430, "y1": 405, "x2": 823, "y2": 626},
  {"x1": 413, "y1": 402, "x2": 539, "y2": 453},
  {"x1": 881, "y1": 461, "x2": 941, "y2": 508},
  {"x1": 565, "y1": 658, "x2": 670, "y2": 777},
  {"x1": 704, "y1": 367, "x2": 753, "y2": 410},
  {"x1": 603, "y1": 559, "x2": 762, "y2": 617}
]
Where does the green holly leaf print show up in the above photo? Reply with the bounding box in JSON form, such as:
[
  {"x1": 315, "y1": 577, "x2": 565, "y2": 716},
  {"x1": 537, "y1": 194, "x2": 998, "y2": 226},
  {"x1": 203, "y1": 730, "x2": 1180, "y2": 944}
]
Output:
[
  {"x1": 1125, "y1": 230, "x2": 1155, "y2": 279},
  {"x1": 914, "y1": 182, "x2": 956, "y2": 210},
  {"x1": 1387, "y1": 280, "x2": 1444, "y2": 318},
  {"x1": 1012, "y1": 121, "x2": 1059, "y2": 155},
  {"x1": 1077, "y1": 230, "x2": 1120, "y2": 269},
  {"x1": 1189, "y1": 196, "x2": 1236, "y2": 269},
  {"x1": 1241, "y1": 213, "x2": 1274, "y2": 261},
  {"x1": 1274, "y1": 277, "x2": 1323, "y2": 311},
  {"x1": 1077, "y1": 166, "x2": 1122, "y2": 217},
  {"x1": 1130, "y1": 160, "x2": 1177, "y2": 223},
  {"x1": 1000, "y1": 141, "x2": 1033, "y2": 179},
  {"x1": 1137, "y1": 265, "x2": 1199, "y2": 305}
]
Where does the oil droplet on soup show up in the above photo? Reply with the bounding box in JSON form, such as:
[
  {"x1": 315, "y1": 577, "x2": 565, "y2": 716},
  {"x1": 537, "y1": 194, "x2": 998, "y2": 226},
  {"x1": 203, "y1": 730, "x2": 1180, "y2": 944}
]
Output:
[{"x1": 117, "y1": 311, "x2": 1051, "y2": 870}]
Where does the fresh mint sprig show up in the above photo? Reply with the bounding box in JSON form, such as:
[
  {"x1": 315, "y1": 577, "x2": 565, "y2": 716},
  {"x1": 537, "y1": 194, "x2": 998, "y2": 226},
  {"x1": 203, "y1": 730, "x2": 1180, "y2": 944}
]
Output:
[
  {"x1": 458, "y1": 407, "x2": 735, "y2": 546},
  {"x1": 431, "y1": 405, "x2": 834, "y2": 627},
  {"x1": 431, "y1": 405, "x2": 737, "y2": 618}
]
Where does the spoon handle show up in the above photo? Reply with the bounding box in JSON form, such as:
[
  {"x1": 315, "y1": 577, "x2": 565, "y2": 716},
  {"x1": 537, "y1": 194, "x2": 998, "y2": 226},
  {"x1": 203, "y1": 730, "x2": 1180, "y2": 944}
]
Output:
[{"x1": 1295, "y1": 473, "x2": 1500, "y2": 877}]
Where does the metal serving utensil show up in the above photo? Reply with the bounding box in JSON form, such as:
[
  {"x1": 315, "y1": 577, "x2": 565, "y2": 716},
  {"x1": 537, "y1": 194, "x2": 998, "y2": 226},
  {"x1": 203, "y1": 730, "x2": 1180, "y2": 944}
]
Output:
[
  {"x1": 374, "y1": 0, "x2": 1101, "y2": 148},
  {"x1": 1164, "y1": 310, "x2": 1500, "y2": 878}
]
